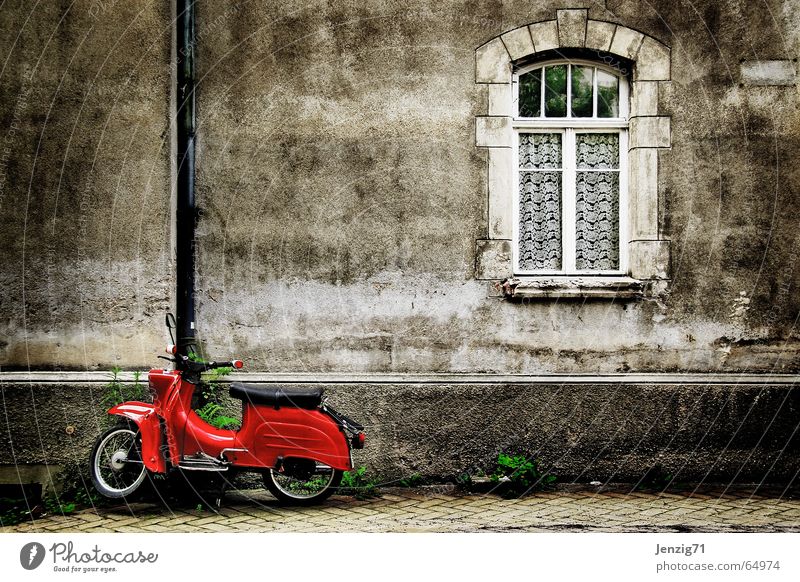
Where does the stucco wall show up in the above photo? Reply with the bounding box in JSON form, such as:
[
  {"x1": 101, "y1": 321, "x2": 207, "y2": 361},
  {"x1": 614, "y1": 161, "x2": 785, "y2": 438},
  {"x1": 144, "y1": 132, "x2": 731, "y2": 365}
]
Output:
[
  {"x1": 0, "y1": 0, "x2": 173, "y2": 370},
  {"x1": 1, "y1": 1, "x2": 799, "y2": 484},
  {"x1": 191, "y1": 0, "x2": 800, "y2": 374},
  {"x1": 2, "y1": 379, "x2": 797, "y2": 483},
  {"x1": 1, "y1": 1, "x2": 798, "y2": 373}
]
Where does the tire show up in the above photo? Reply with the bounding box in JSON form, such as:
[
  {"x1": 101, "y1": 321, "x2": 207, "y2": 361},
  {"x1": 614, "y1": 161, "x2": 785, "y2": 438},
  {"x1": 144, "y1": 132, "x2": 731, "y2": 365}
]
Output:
[
  {"x1": 90, "y1": 422, "x2": 148, "y2": 499},
  {"x1": 264, "y1": 460, "x2": 343, "y2": 505}
]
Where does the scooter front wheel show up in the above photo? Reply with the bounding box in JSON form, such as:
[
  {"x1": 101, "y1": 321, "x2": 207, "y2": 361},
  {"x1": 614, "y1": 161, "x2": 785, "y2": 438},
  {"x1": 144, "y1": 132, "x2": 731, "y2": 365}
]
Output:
[
  {"x1": 264, "y1": 460, "x2": 343, "y2": 505},
  {"x1": 90, "y1": 422, "x2": 148, "y2": 499}
]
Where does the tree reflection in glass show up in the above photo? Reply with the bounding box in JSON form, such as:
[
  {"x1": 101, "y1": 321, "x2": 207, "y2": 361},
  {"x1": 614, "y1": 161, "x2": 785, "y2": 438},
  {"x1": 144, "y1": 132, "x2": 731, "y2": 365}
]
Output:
[
  {"x1": 544, "y1": 65, "x2": 567, "y2": 117},
  {"x1": 597, "y1": 70, "x2": 619, "y2": 118},
  {"x1": 571, "y1": 66, "x2": 593, "y2": 117},
  {"x1": 518, "y1": 69, "x2": 541, "y2": 117}
]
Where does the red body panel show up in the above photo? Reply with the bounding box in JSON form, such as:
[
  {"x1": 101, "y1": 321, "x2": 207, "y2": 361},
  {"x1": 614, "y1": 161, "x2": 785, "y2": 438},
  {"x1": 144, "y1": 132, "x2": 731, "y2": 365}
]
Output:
[
  {"x1": 107, "y1": 402, "x2": 166, "y2": 473},
  {"x1": 235, "y1": 405, "x2": 351, "y2": 470},
  {"x1": 112, "y1": 368, "x2": 353, "y2": 473},
  {"x1": 148, "y1": 370, "x2": 183, "y2": 466}
]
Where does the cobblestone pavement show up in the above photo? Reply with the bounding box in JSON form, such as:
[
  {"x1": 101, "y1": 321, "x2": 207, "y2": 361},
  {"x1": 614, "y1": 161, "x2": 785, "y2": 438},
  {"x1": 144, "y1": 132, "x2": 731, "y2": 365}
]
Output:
[{"x1": 4, "y1": 487, "x2": 800, "y2": 533}]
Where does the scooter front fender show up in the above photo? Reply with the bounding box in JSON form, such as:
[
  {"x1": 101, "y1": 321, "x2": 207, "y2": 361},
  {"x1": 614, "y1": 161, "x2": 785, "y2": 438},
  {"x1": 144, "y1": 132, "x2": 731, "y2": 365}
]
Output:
[{"x1": 108, "y1": 402, "x2": 166, "y2": 473}]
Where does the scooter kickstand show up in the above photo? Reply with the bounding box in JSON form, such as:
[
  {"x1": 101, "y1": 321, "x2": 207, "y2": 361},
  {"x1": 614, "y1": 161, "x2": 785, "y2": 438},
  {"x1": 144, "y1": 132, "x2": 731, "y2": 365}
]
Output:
[{"x1": 214, "y1": 478, "x2": 230, "y2": 509}]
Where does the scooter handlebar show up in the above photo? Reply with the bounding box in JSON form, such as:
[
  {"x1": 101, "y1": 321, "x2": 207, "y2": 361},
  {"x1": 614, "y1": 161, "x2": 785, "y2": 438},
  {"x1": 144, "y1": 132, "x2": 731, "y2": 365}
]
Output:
[
  {"x1": 206, "y1": 360, "x2": 244, "y2": 370},
  {"x1": 172, "y1": 356, "x2": 244, "y2": 372}
]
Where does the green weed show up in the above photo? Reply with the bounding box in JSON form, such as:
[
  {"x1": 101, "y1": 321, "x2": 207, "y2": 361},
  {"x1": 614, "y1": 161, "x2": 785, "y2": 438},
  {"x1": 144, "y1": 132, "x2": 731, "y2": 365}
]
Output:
[
  {"x1": 490, "y1": 453, "x2": 556, "y2": 498},
  {"x1": 398, "y1": 473, "x2": 424, "y2": 487},
  {"x1": 339, "y1": 466, "x2": 380, "y2": 499},
  {"x1": 101, "y1": 367, "x2": 148, "y2": 409}
]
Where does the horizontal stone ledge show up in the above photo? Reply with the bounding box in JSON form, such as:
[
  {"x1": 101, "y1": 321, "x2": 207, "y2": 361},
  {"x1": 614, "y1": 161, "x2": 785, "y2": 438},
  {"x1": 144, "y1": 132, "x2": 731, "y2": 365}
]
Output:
[
  {"x1": 2, "y1": 371, "x2": 799, "y2": 386},
  {"x1": 740, "y1": 60, "x2": 796, "y2": 86},
  {"x1": 504, "y1": 276, "x2": 645, "y2": 300},
  {"x1": 507, "y1": 287, "x2": 642, "y2": 299}
]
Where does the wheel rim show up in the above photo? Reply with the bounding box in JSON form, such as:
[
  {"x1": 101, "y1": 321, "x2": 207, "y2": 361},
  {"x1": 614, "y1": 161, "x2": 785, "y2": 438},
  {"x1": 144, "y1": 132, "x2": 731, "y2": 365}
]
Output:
[
  {"x1": 269, "y1": 462, "x2": 336, "y2": 500},
  {"x1": 93, "y1": 428, "x2": 147, "y2": 497}
]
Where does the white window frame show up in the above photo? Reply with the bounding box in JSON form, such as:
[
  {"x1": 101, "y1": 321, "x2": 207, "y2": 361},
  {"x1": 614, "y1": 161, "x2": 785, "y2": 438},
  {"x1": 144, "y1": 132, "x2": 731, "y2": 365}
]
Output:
[{"x1": 511, "y1": 60, "x2": 629, "y2": 277}]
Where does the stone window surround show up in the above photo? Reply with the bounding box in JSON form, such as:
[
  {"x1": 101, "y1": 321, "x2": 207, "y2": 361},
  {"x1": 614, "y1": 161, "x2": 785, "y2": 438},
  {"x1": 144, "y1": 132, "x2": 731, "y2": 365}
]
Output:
[{"x1": 474, "y1": 9, "x2": 671, "y2": 300}]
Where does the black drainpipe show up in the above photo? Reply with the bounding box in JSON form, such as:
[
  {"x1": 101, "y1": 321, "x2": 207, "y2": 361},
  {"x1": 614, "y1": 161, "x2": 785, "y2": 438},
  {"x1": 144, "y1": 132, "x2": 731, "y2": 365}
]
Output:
[{"x1": 176, "y1": 0, "x2": 196, "y2": 350}]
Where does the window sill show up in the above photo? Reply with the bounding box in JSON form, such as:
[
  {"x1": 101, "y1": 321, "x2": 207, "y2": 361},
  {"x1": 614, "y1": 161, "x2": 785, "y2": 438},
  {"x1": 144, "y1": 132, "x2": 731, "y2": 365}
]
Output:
[{"x1": 500, "y1": 276, "x2": 645, "y2": 300}]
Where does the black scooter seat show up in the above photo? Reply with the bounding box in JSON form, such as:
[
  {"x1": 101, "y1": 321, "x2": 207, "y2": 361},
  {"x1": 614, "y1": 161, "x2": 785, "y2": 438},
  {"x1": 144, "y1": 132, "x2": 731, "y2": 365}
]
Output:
[{"x1": 229, "y1": 383, "x2": 323, "y2": 409}]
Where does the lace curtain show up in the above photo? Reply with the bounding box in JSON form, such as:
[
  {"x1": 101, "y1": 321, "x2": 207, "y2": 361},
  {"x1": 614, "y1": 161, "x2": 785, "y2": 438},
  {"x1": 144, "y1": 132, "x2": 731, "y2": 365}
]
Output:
[
  {"x1": 517, "y1": 132, "x2": 620, "y2": 272},
  {"x1": 518, "y1": 133, "x2": 562, "y2": 270},
  {"x1": 575, "y1": 133, "x2": 619, "y2": 271}
]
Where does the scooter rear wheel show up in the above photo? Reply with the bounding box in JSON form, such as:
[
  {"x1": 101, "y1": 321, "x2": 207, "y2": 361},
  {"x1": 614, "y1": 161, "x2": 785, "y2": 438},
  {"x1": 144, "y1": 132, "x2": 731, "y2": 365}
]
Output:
[
  {"x1": 264, "y1": 460, "x2": 343, "y2": 505},
  {"x1": 90, "y1": 422, "x2": 148, "y2": 499}
]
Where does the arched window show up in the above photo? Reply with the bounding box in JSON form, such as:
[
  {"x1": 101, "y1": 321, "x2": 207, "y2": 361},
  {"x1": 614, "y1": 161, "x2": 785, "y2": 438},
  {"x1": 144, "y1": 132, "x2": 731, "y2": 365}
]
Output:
[
  {"x1": 512, "y1": 61, "x2": 629, "y2": 275},
  {"x1": 474, "y1": 11, "x2": 672, "y2": 298}
]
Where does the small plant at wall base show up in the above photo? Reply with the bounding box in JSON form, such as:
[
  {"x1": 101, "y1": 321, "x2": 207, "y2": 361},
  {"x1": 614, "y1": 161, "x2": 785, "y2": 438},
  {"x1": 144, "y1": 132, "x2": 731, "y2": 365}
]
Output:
[
  {"x1": 455, "y1": 471, "x2": 475, "y2": 490},
  {"x1": 101, "y1": 367, "x2": 148, "y2": 409},
  {"x1": 0, "y1": 496, "x2": 31, "y2": 526},
  {"x1": 635, "y1": 464, "x2": 674, "y2": 491},
  {"x1": 183, "y1": 354, "x2": 239, "y2": 430},
  {"x1": 197, "y1": 365, "x2": 233, "y2": 402},
  {"x1": 398, "y1": 473, "x2": 424, "y2": 487},
  {"x1": 490, "y1": 453, "x2": 556, "y2": 498},
  {"x1": 0, "y1": 493, "x2": 77, "y2": 526},
  {"x1": 194, "y1": 364, "x2": 239, "y2": 430},
  {"x1": 0, "y1": 465, "x2": 108, "y2": 526},
  {"x1": 338, "y1": 466, "x2": 380, "y2": 499},
  {"x1": 195, "y1": 402, "x2": 239, "y2": 430}
]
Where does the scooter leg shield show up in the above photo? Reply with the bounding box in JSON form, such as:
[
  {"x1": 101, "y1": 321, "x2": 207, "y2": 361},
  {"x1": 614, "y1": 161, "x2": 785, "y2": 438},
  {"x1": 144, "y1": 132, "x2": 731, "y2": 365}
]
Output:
[{"x1": 107, "y1": 402, "x2": 166, "y2": 473}]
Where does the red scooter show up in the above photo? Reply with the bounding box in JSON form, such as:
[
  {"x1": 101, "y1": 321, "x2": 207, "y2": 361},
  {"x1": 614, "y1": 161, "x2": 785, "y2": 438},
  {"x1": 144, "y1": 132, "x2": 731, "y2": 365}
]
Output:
[{"x1": 90, "y1": 314, "x2": 365, "y2": 505}]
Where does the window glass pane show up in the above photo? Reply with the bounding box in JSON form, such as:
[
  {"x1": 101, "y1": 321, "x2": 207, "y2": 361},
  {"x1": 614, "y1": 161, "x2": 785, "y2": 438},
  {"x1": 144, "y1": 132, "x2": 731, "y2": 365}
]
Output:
[
  {"x1": 518, "y1": 132, "x2": 562, "y2": 270},
  {"x1": 571, "y1": 66, "x2": 593, "y2": 117},
  {"x1": 575, "y1": 172, "x2": 619, "y2": 270},
  {"x1": 518, "y1": 69, "x2": 541, "y2": 117},
  {"x1": 544, "y1": 65, "x2": 567, "y2": 117},
  {"x1": 597, "y1": 70, "x2": 619, "y2": 118},
  {"x1": 519, "y1": 133, "x2": 561, "y2": 169},
  {"x1": 519, "y1": 172, "x2": 562, "y2": 270},
  {"x1": 576, "y1": 133, "x2": 619, "y2": 169},
  {"x1": 575, "y1": 133, "x2": 620, "y2": 270}
]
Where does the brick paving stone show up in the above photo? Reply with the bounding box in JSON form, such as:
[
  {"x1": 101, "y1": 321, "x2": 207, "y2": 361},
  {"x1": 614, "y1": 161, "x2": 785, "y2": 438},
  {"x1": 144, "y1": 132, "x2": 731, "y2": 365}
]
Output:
[
  {"x1": 157, "y1": 515, "x2": 199, "y2": 527},
  {"x1": 196, "y1": 523, "x2": 231, "y2": 532},
  {"x1": 4, "y1": 487, "x2": 799, "y2": 533},
  {"x1": 375, "y1": 494, "x2": 405, "y2": 502},
  {"x1": 244, "y1": 516, "x2": 265, "y2": 525},
  {"x1": 216, "y1": 515, "x2": 253, "y2": 526}
]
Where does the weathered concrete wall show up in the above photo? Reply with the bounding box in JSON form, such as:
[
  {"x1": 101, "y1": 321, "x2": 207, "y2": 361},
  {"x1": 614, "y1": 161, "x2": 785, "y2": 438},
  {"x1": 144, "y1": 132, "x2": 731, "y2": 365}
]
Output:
[
  {"x1": 2, "y1": 380, "x2": 797, "y2": 484},
  {"x1": 1, "y1": 1, "x2": 798, "y2": 372},
  {"x1": 2, "y1": 1, "x2": 800, "y2": 484},
  {"x1": 192, "y1": 0, "x2": 800, "y2": 373},
  {"x1": 0, "y1": 0, "x2": 173, "y2": 370}
]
